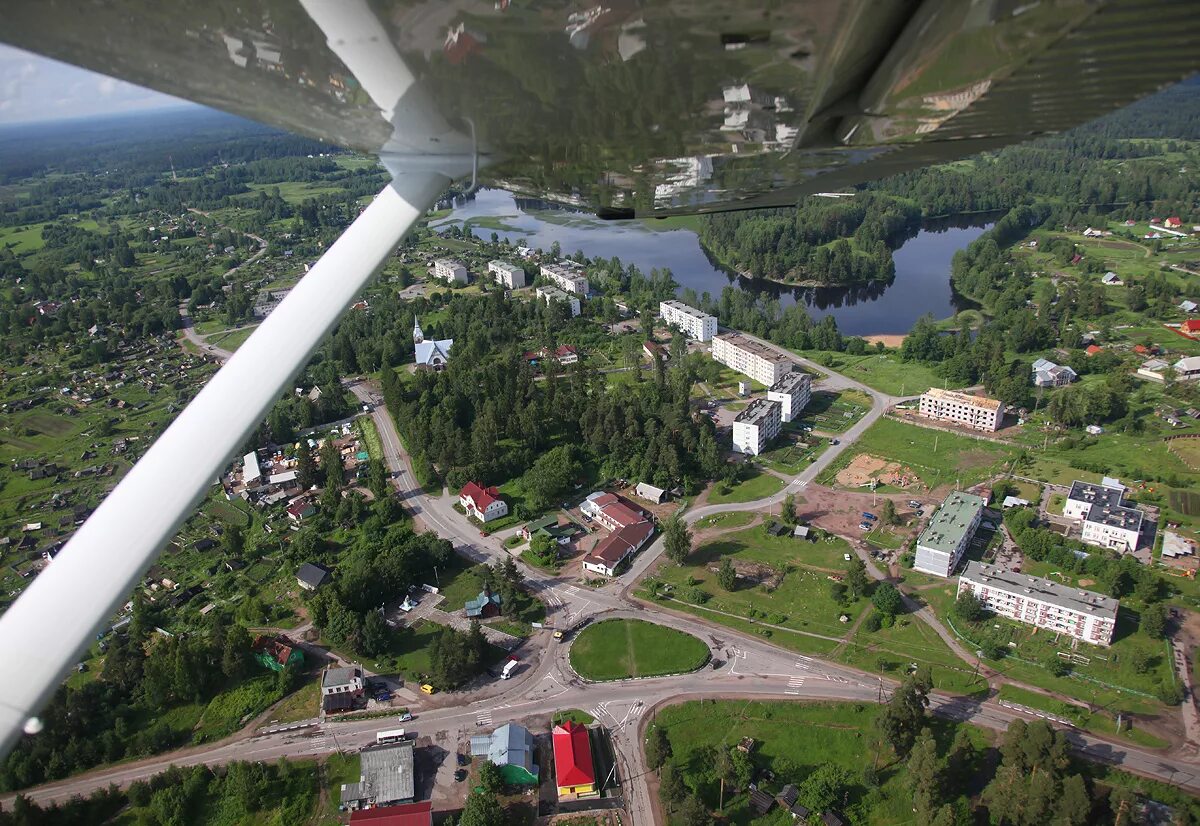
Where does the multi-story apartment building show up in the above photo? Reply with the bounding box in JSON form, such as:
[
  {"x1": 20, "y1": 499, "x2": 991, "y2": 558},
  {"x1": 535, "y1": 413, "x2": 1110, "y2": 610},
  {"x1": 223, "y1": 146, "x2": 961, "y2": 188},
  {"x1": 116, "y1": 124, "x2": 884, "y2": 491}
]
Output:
[
  {"x1": 914, "y1": 490, "x2": 986, "y2": 577},
  {"x1": 535, "y1": 285, "x2": 581, "y2": 318},
  {"x1": 958, "y1": 561, "x2": 1117, "y2": 646},
  {"x1": 918, "y1": 388, "x2": 1003, "y2": 431},
  {"x1": 659, "y1": 300, "x2": 717, "y2": 342},
  {"x1": 767, "y1": 371, "x2": 812, "y2": 423},
  {"x1": 732, "y1": 398, "x2": 782, "y2": 456},
  {"x1": 1064, "y1": 480, "x2": 1143, "y2": 552},
  {"x1": 711, "y1": 333, "x2": 792, "y2": 388},
  {"x1": 432, "y1": 258, "x2": 468, "y2": 284},
  {"x1": 488, "y1": 260, "x2": 526, "y2": 289},
  {"x1": 540, "y1": 261, "x2": 589, "y2": 295}
]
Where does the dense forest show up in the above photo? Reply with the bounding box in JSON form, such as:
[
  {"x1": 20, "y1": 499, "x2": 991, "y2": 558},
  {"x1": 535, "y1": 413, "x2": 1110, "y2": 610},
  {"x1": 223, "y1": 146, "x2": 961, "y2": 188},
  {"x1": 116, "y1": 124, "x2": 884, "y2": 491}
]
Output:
[{"x1": 699, "y1": 193, "x2": 919, "y2": 285}]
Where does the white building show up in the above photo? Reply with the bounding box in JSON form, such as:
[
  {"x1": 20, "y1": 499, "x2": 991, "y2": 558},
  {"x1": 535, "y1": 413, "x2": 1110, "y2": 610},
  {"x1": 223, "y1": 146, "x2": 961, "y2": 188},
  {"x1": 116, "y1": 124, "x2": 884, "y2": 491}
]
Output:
[
  {"x1": 413, "y1": 318, "x2": 452, "y2": 371},
  {"x1": 659, "y1": 300, "x2": 717, "y2": 342},
  {"x1": 958, "y1": 561, "x2": 1117, "y2": 646},
  {"x1": 488, "y1": 260, "x2": 526, "y2": 289},
  {"x1": 535, "y1": 285, "x2": 581, "y2": 318},
  {"x1": 1064, "y1": 480, "x2": 1143, "y2": 553},
  {"x1": 540, "y1": 262, "x2": 589, "y2": 295},
  {"x1": 767, "y1": 371, "x2": 812, "y2": 423},
  {"x1": 321, "y1": 665, "x2": 364, "y2": 697},
  {"x1": 459, "y1": 482, "x2": 509, "y2": 523},
  {"x1": 1031, "y1": 358, "x2": 1078, "y2": 387},
  {"x1": 918, "y1": 388, "x2": 1003, "y2": 431},
  {"x1": 914, "y1": 491, "x2": 986, "y2": 577},
  {"x1": 711, "y1": 333, "x2": 792, "y2": 388},
  {"x1": 732, "y1": 398, "x2": 781, "y2": 456},
  {"x1": 1174, "y1": 356, "x2": 1200, "y2": 381},
  {"x1": 432, "y1": 259, "x2": 468, "y2": 284}
]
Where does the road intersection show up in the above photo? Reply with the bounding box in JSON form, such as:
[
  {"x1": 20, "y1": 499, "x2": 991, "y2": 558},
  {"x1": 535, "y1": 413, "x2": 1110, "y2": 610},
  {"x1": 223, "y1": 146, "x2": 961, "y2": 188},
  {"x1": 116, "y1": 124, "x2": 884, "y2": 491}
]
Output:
[{"x1": 27, "y1": 331, "x2": 1199, "y2": 819}]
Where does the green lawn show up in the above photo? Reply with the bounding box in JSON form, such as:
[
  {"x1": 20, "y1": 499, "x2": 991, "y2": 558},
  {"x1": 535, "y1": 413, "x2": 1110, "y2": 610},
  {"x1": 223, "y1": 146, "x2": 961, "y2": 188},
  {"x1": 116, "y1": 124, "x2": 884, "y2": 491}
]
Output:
[
  {"x1": 357, "y1": 416, "x2": 384, "y2": 462},
  {"x1": 641, "y1": 526, "x2": 865, "y2": 652},
  {"x1": 796, "y1": 389, "x2": 872, "y2": 433},
  {"x1": 758, "y1": 437, "x2": 828, "y2": 475},
  {"x1": 706, "y1": 468, "x2": 786, "y2": 504},
  {"x1": 796, "y1": 350, "x2": 960, "y2": 396},
  {"x1": 266, "y1": 675, "x2": 321, "y2": 724},
  {"x1": 569, "y1": 619, "x2": 709, "y2": 680},
  {"x1": 996, "y1": 684, "x2": 1168, "y2": 749},
  {"x1": 694, "y1": 511, "x2": 759, "y2": 531},
  {"x1": 819, "y1": 417, "x2": 1017, "y2": 491},
  {"x1": 652, "y1": 700, "x2": 991, "y2": 826}
]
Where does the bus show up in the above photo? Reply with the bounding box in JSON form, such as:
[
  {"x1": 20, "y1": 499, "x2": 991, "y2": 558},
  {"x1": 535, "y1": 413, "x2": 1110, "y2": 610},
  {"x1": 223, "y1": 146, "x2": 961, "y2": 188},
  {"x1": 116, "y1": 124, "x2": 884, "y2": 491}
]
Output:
[{"x1": 376, "y1": 728, "x2": 408, "y2": 745}]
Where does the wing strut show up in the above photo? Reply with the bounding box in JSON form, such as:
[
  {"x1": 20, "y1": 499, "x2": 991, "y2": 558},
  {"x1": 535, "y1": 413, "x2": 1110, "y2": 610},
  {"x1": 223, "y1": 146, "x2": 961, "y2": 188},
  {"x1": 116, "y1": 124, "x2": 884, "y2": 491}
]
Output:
[{"x1": 0, "y1": 171, "x2": 448, "y2": 756}]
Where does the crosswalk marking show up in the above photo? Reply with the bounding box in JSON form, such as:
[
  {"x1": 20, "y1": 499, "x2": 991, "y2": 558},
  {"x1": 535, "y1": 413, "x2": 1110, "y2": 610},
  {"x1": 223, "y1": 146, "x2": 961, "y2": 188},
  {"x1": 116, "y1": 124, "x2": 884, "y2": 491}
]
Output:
[
  {"x1": 794, "y1": 660, "x2": 811, "y2": 670},
  {"x1": 475, "y1": 710, "x2": 493, "y2": 726},
  {"x1": 785, "y1": 675, "x2": 806, "y2": 695}
]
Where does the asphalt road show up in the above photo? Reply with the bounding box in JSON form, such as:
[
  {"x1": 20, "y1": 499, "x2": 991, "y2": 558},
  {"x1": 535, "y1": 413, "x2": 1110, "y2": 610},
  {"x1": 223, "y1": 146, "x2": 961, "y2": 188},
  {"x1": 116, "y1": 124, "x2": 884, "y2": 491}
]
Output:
[{"x1": 11, "y1": 344, "x2": 1198, "y2": 817}]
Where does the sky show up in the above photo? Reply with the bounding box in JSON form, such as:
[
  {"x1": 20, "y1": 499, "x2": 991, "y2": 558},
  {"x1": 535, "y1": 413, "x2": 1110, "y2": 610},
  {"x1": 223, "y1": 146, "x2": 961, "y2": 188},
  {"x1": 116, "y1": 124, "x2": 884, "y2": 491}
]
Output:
[{"x1": 0, "y1": 44, "x2": 195, "y2": 124}]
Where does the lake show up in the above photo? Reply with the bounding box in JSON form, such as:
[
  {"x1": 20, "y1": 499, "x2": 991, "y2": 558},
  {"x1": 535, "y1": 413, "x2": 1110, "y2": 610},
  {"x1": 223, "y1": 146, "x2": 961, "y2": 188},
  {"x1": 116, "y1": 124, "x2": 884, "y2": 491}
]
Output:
[{"x1": 434, "y1": 188, "x2": 991, "y2": 336}]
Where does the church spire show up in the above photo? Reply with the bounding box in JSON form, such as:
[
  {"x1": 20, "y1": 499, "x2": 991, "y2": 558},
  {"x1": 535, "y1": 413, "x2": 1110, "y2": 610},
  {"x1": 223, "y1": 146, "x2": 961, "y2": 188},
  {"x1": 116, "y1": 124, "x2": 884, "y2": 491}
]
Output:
[{"x1": 413, "y1": 317, "x2": 424, "y2": 344}]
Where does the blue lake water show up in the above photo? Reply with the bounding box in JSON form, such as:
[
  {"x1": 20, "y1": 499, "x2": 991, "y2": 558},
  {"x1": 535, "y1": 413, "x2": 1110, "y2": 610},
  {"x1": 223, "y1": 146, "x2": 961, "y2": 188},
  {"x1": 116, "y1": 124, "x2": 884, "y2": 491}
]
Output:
[{"x1": 436, "y1": 189, "x2": 991, "y2": 336}]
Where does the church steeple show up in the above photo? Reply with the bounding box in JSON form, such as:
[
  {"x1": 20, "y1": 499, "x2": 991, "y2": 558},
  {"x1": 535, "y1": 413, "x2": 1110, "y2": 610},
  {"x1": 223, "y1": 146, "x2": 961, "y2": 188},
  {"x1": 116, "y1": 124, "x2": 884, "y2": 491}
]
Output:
[{"x1": 413, "y1": 317, "x2": 424, "y2": 345}]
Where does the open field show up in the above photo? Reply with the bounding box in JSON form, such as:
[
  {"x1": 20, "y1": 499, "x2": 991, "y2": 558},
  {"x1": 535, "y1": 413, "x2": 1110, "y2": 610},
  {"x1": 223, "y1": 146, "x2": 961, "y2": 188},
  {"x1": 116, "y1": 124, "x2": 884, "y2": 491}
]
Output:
[
  {"x1": 706, "y1": 468, "x2": 786, "y2": 504},
  {"x1": 796, "y1": 350, "x2": 960, "y2": 396},
  {"x1": 569, "y1": 619, "x2": 709, "y2": 680},
  {"x1": 796, "y1": 389, "x2": 872, "y2": 433},
  {"x1": 820, "y1": 417, "x2": 1017, "y2": 491},
  {"x1": 652, "y1": 700, "x2": 991, "y2": 826}
]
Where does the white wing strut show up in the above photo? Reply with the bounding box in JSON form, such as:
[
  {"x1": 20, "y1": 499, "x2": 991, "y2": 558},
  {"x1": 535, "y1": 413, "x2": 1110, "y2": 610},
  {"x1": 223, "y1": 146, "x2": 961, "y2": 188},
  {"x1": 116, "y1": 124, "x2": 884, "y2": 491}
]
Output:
[{"x1": 0, "y1": 171, "x2": 448, "y2": 756}]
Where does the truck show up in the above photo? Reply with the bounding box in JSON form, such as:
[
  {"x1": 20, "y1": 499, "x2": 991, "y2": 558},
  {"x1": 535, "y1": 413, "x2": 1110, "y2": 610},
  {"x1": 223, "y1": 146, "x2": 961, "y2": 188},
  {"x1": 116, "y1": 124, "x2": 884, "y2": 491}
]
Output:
[
  {"x1": 500, "y1": 656, "x2": 520, "y2": 680},
  {"x1": 861, "y1": 512, "x2": 877, "y2": 521},
  {"x1": 376, "y1": 728, "x2": 408, "y2": 745}
]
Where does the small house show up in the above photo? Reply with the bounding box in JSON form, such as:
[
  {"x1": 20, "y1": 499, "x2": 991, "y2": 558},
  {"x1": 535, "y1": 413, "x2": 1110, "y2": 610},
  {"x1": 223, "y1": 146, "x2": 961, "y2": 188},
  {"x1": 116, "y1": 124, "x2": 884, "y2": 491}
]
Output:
[
  {"x1": 296, "y1": 562, "x2": 331, "y2": 591},
  {"x1": 464, "y1": 588, "x2": 502, "y2": 619},
  {"x1": 469, "y1": 723, "x2": 539, "y2": 785},
  {"x1": 749, "y1": 789, "x2": 775, "y2": 816},
  {"x1": 635, "y1": 482, "x2": 667, "y2": 504},
  {"x1": 552, "y1": 721, "x2": 597, "y2": 797}
]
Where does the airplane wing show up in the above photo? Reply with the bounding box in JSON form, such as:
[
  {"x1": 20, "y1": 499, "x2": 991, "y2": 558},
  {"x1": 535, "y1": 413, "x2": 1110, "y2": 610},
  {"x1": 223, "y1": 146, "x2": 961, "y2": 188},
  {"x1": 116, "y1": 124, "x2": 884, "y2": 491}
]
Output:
[{"x1": 0, "y1": 0, "x2": 1197, "y2": 758}]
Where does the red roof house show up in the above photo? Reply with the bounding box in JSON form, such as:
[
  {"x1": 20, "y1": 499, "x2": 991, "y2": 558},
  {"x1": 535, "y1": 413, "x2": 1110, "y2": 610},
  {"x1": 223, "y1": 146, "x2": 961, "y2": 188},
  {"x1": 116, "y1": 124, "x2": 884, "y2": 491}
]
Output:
[
  {"x1": 553, "y1": 721, "x2": 596, "y2": 795},
  {"x1": 1165, "y1": 217, "x2": 1183, "y2": 228},
  {"x1": 349, "y1": 801, "x2": 433, "y2": 826},
  {"x1": 1085, "y1": 344, "x2": 1103, "y2": 356},
  {"x1": 582, "y1": 520, "x2": 654, "y2": 577},
  {"x1": 459, "y1": 482, "x2": 509, "y2": 523},
  {"x1": 1182, "y1": 319, "x2": 1200, "y2": 335},
  {"x1": 581, "y1": 492, "x2": 646, "y2": 532}
]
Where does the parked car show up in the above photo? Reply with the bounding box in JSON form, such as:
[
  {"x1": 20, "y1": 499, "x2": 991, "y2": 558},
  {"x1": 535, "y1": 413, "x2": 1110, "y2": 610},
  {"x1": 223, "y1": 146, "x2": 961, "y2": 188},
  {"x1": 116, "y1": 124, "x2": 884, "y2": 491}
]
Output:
[
  {"x1": 457, "y1": 753, "x2": 470, "y2": 766},
  {"x1": 455, "y1": 769, "x2": 467, "y2": 782},
  {"x1": 858, "y1": 522, "x2": 871, "y2": 530}
]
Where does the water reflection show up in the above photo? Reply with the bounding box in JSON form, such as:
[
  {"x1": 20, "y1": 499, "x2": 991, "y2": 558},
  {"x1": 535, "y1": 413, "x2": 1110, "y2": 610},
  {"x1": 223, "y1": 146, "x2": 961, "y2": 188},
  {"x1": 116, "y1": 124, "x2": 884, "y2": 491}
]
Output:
[{"x1": 434, "y1": 189, "x2": 991, "y2": 336}]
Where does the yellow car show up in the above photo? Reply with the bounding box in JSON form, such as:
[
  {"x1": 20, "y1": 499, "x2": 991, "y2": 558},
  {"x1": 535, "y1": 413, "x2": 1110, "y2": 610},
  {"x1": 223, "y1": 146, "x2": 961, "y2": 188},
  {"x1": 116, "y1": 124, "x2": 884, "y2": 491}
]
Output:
[
  {"x1": 420, "y1": 683, "x2": 435, "y2": 695},
  {"x1": 552, "y1": 630, "x2": 563, "y2": 640}
]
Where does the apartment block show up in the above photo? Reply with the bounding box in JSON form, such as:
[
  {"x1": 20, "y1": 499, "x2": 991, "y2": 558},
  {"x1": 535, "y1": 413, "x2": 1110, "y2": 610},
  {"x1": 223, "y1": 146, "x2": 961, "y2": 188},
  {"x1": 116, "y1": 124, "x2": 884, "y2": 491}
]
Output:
[
  {"x1": 432, "y1": 259, "x2": 468, "y2": 284},
  {"x1": 711, "y1": 332, "x2": 792, "y2": 388},
  {"x1": 659, "y1": 300, "x2": 717, "y2": 342},
  {"x1": 767, "y1": 371, "x2": 812, "y2": 423},
  {"x1": 535, "y1": 286, "x2": 581, "y2": 318},
  {"x1": 958, "y1": 561, "x2": 1117, "y2": 646},
  {"x1": 918, "y1": 387, "x2": 1002, "y2": 431},
  {"x1": 488, "y1": 260, "x2": 526, "y2": 289},
  {"x1": 540, "y1": 261, "x2": 589, "y2": 295},
  {"x1": 1064, "y1": 480, "x2": 1143, "y2": 553},
  {"x1": 914, "y1": 490, "x2": 986, "y2": 577},
  {"x1": 732, "y1": 398, "x2": 781, "y2": 456}
]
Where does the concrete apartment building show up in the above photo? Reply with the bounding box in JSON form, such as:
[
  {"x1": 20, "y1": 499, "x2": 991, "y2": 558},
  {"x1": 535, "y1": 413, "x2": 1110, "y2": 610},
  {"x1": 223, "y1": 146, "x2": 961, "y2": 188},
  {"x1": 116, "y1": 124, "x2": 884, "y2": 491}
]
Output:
[
  {"x1": 918, "y1": 387, "x2": 1003, "y2": 431},
  {"x1": 488, "y1": 260, "x2": 526, "y2": 289},
  {"x1": 659, "y1": 299, "x2": 717, "y2": 341},
  {"x1": 711, "y1": 332, "x2": 792, "y2": 388},
  {"x1": 1063, "y1": 480, "x2": 1143, "y2": 553},
  {"x1": 914, "y1": 490, "x2": 986, "y2": 577},
  {"x1": 958, "y1": 561, "x2": 1117, "y2": 646},
  {"x1": 732, "y1": 398, "x2": 782, "y2": 456},
  {"x1": 767, "y1": 371, "x2": 812, "y2": 423},
  {"x1": 540, "y1": 261, "x2": 589, "y2": 295},
  {"x1": 535, "y1": 285, "x2": 581, "y2": 318},
  {"x1": 432, "y1": 258, "x2": 468, "y2": 284}
]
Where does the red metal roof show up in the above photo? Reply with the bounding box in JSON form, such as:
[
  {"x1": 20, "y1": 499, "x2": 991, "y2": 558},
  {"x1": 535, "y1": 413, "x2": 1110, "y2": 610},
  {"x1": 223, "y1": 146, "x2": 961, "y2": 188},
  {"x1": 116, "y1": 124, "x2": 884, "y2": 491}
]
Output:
[
  {"x1": 585, "y1": 521, "x2": 654, "y2": 567},
  {"x1": 460, "y1": 481, "x2": 500, "y2": 509},
  {"x1": 1085, "y1": 344, "x2": 1103, "y2": 355},
  {"x1": 349, "y1": 801, "x2": 432, "y2": 826},
  {"x1": 552, "y1": 721, "x2": 595, "y2": 787},
  {"x1": 1182, "y1": 319, "x2": 1200, "y2": 333}
]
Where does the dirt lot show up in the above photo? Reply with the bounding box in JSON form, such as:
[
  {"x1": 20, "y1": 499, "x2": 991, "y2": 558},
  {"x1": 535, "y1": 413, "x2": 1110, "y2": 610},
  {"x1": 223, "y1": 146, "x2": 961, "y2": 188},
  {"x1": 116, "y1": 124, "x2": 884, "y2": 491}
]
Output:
[
  {"x1": 795, "y1": 483, "x2": 925, "y2": 542},
  {"x1": 835, "y1": 453, "x2": 923, "y2": 489}
]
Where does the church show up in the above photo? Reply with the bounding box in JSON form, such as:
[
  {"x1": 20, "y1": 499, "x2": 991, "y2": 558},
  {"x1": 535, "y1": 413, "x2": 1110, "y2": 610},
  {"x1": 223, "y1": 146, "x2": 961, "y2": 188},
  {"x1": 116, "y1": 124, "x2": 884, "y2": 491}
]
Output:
[{"x1": 413, "y1": 318, "x2": 453, "y2": 371}]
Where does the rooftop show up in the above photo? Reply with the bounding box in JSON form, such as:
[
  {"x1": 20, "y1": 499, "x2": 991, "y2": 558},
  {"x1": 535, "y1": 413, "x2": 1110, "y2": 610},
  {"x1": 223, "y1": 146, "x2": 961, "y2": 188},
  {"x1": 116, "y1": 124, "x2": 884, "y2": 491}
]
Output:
[
  {"x1": 489, "y1": 260, "x2": 522, "y2": 273},
  {"x1": 349, "y1": 801, "x2": 432, "y2": 826},
  {"x1": 1068, "y1": 481, "x2": 1143, "y2": 532},
  {"x1": 340, "y1": 741, "x2": 415, "y2": 807},
  {"x1": 323, "y1": 665, "x2": 361, "y2": 688},
  {"x1": 916, "y1": 491, "x2": 986, "y2": 555},
  {"x1": 552, "y1": 721, "x2": 596, "y2": 787},
  {"x1": 734, "y1": 397, "x2": 781, "y2": 426},
  {"x1": 1163, "y1": 531, "x2": 1198, "y2": 559},
  {"x1": 585, "y1": 520, "x2": 654, "y2": 566},
  {"x1": 660, "y1": 299, "x2": 713, "y2": 320},
  {"x1": 961, "y1": 561, "x2": 1118, "y2": 619},
  {"x1": 714, "y1": 332, "x2": 791, "y2": 365},
  {"x1": 921, "y1": 387, "x2": 1002, "y2": 411},
  {"x1": 536, "y1": 285, "x2": 575, "y2": 301},
  {"x1": 469, "y1": 723, "x2": 537, "y2": 773},
  {"x1": 769, "y1": 371, "x2": 809, "y2": 394}
]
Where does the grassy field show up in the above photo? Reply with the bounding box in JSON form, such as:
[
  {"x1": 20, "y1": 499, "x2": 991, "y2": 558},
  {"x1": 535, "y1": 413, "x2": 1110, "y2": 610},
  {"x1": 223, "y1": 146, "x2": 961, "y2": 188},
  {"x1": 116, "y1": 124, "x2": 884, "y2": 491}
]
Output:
[
  {"x1": 757, "y1": 437, "x2": 827, "y2": 475},
  {"x1": 819, "y1": 417, "x2": 1017, "y2": 491},
  {"x1": 266, "y1": 675, "x2": 321, "y2": 724},
  {"x1": 797, "y1": 389, "x2": 872, "y2": 433},
  {"x1": 996, "y1": 684, "x2": 1168, "y2": 749},
  {"x1": 357, "y1": 415, "x2": 384, "y2": 462},
  {"x1": 569, "y1": 619, "x2": 709, "y2": 680},
  {"x1": 642, "y1": 525, "x2": 864, "y2": 653},
  {"x1": 706, "y1": 468, "x2": 786, "y2": 504},
  {"x1": 694, "y1": 511, "x2": 759, "y2": 531},
  {"x1": 797, "y1": 350, "x2": 960, "y2": 396},
  {"x1": 652, "y1": 700, "x2": 991, "y2": 826}
]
